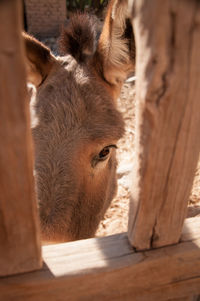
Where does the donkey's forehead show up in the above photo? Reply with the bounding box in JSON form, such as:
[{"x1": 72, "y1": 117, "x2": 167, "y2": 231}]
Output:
[
  {"x1": 56, "y1": 55, "x2": 93, "y2": 85},
  {"x1": 35, "y1": 56, "x2": 124, "y2": 142},
  {"x1": 58, "y1": 55, "x2": 76, "y2": 70}
]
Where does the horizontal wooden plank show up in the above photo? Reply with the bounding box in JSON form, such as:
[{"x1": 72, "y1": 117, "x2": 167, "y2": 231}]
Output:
[{"x1": 0, "y1": 217, "x2": 200, "y2": 301}]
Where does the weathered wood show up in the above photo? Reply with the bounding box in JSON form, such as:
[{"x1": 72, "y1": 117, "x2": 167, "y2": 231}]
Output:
[
  {"x1": 170, "y1": 296, "x2": 200, "y2": 301},
  {"x1": 0, "y1": 217, "x2": 200, "y2": 301},
  {"x1": 128, "y1": 0, "x2": 200, "y2": 250},
  {"x1": 169, "y1": 297, "x2": 200, "y2": 301},
  {"x1": 0, "y1": 0, "x2": 41, "y2": 276}
]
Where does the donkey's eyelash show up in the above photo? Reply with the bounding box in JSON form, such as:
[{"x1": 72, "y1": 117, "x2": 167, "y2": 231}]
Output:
[{"x1": 106, "y1": 144, "x2": 117, "y2": 149}]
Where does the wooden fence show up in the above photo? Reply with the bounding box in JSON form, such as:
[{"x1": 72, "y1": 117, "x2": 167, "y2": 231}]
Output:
[{"x1": 0, "y1": 0, "x2": 200, "y2": 300}]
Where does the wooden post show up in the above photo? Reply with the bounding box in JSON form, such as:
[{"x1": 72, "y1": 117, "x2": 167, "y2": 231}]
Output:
[
  {"x1": 0, "y1": 0, "x2": 41, "y2": 275},
  {"x1": 128, "y1": 0, "x2": 200, "y2": 250}
]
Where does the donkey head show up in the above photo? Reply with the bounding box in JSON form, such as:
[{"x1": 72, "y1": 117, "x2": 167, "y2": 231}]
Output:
[{"x1": 23, "y1": 0, "x2": 135, "y2": 243}]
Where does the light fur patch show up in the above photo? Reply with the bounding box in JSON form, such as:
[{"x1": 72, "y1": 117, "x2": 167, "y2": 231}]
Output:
[
  {"x1": 109, "y1": 1, "x2": 129, "y2": 68},
  {"x1": 28, "y1": 83, "x2": 40, "y2": 129},
  {"x1": 128, "y1": 0, "x2": 135, "y2": 17}
]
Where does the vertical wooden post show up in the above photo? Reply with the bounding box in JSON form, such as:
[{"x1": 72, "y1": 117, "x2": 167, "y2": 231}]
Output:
[
  {"x1": 128, "y1": 0, "x2": 200, "y2": 250},
  {"x1": 0, "y1": 0, "x2": 41, "y2": 275}
]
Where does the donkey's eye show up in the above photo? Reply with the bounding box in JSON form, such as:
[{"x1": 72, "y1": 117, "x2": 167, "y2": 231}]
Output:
[
  {"x1": 98, "y1": 145, "x2": 117, "y2": 160},
  {"x1": 92, "y1": 145, "x2": 117, "y2": 168},
  {"x1": 98, "y1": 147, "x2": 110, "y2": 159}
]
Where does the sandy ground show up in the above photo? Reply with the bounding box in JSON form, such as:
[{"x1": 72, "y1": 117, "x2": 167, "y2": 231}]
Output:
[{"x1": 42, "y1": 37, "x2": 200, "y2": 238}]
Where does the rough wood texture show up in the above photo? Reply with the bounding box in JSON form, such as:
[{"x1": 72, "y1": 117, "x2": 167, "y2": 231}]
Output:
[
  {"x1": 0, "y1": 217, "x2": 200, "y2": 301},
  {"x1": 170, "y1": 297, "x2": 200, "y2": 301},
  {"x1": 128, "y1": 0, "x2": 200, "y2": 250},
  {"x1": 0, "y1": 0, "x2": 41, "y2": 276}
]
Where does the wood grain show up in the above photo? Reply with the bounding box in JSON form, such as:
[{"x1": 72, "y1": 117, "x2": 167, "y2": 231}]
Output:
[
  {"x1": 128, "y1": 0, "x2": 200, "y2": 250},
  {"x1": 169, "y1": 297, "x2": 200, "y2": 301},
  {"x1": 0, "y1": 0, "x2": 41, "y2": 276},
  {"x1": 0, "y1": 217, "x2": 200, "y2": 300}
]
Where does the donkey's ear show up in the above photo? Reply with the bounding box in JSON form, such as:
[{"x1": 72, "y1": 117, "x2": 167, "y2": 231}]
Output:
[
  {"x1": 97, "y1": 0, "x2": 135, "y2": 86},
  {"x1": 59, "y1": 13, "x2": 99, "y2": 63},
  {"x1": 22, "y1": 32, "x2": 55, "y2": 87}
]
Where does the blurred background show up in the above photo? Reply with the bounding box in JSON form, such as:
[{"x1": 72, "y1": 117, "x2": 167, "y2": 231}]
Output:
[{"x1": 23, "y1": 0, "x2": 108, "y2": 38}]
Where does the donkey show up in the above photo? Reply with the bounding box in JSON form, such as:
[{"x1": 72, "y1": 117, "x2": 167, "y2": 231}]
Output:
[{"x1": 23, "y1": 0, "x2": 135, "y2": 243}]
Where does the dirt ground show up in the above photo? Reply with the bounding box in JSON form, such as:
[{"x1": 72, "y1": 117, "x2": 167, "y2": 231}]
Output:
[{"x1": 42, "y1": 37, "x2": 200, "y2": 238}]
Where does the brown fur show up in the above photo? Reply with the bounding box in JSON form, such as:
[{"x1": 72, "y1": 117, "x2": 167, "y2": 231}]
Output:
[
  {"x1": 59, "y1": 13, "x2": 99, "y2": 63},
  {"x1": 23, "y1": 0, "x2": 135, "y2": 243},
  {"x1": 94, "y1": 0, "x2": 135, "y2": 96},
  {"x1": 23, "y1": 33, "x2": 55, "y2": 86}
]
